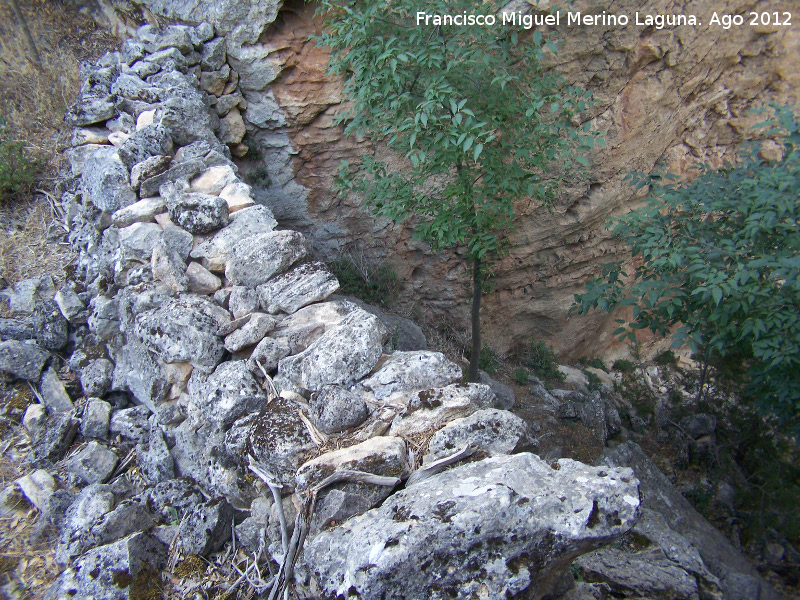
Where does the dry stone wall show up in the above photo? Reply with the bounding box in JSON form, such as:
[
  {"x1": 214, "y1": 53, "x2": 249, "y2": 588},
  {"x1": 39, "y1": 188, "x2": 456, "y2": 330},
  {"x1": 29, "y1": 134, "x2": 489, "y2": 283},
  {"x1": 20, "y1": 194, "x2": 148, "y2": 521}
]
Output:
[{"x1": 0, "y1": 22, "x2": 648, "y2": 600}]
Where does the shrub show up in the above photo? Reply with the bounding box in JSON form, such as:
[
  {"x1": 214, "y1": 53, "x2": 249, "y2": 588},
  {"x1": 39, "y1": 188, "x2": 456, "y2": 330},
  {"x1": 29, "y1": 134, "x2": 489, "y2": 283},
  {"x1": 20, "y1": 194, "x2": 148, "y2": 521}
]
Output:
[
  {"x1": 329, "y1": 256, "x2": 401, "y2": 308},
  {"x1": 527, "y1": 340, "x2": 565, "y2": 382},
  {"x1": 574, "y1": 106, "x2": 800, "y2": 425},
  {"x1": 478, "y1": 347, "x2": 498, "y2": 376},
  {"x1": 512, "y1": 367, "x2": 530, "y2": 386},
  {"x1": 0, "y1": 117, "x2": 42, "y2": 203},
  {"x1": 612, "y1": 359, "x2": 636, "y2": 373}
]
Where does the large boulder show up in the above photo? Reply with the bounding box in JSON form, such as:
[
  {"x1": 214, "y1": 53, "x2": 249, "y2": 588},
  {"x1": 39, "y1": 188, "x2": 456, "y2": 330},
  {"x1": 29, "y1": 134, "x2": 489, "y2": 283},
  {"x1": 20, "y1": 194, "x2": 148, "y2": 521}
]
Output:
[
  {"x1": 597, "y1": 443, "x2": 780, "y2": 600},
  {"x1": 304, "y1": 453, "x2": 640, "y2": 600},
  {"x1": 277, "y1": 307, "x2": 387, "y2": 392}
]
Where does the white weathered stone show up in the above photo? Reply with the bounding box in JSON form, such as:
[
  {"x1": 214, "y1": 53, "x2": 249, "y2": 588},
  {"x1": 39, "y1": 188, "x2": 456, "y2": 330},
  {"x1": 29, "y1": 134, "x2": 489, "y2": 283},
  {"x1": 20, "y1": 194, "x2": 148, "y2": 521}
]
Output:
[
  {"x1": 112, "y1": 197, "x2": 166, "y2": 227},
  {"x1": 136, "y1": 109, "x2": 156, "y2": 130},
  {"x1": 190, "y1": 205, "x2": 278, "y2": 272},
  {"x1": 225, "y1": 230, "x2": 306, "y2": 288},
  {"x1": 15, "y1": 469, "x2": 56, "y2": 512},
  {"x1": 389, "y1": 383, "x2": 495, "y2": 437},
  {"x1": 278, "y1": 307, "x2": 387, "y2": 392},
  {"x1": 257, "y1": 262, "x2": 339, "y2": 315},
  {"x1": 219, "y1": 180, "x2": 254, "y2": 213},
  {"x1": 186, "y1": 261, "x2": 222, "y2": 294},
  {"x1": 304, "y1": 453, "x2": 640, "y2": 600},
  {"x1": 190, "y1": 165, "x2": 238, "y2": 195},
  {"x1": 224, "y1": 312, "x2": 276, "y2": 352},
  {"x1": 362, "y1": 351, "x2": 462, "y2": 401}
]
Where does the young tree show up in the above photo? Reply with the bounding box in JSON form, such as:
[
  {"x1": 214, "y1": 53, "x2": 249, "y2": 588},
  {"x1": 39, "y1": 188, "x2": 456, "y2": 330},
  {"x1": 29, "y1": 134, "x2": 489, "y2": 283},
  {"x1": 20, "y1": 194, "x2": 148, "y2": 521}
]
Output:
[
  {"x1": 315, "y1": 0, "x2": 598, "y2": 381},
  {"x1": 574, "y1": 107, "x2": 800, "y2": 424}
]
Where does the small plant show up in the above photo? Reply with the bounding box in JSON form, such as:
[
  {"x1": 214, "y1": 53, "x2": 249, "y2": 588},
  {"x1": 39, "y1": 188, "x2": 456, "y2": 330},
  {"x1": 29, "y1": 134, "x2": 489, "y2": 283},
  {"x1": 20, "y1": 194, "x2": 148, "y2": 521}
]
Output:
[
  {"x1": 512, "y1": 367, "x2": 530, "y2": 386},
  {"x1": 245, "y1": 166, "x2": 271, "y2": 187},
  {"x1": 0, "y1": 117, "x2": 42, "y2": 203},
  {"x1": 526, "y1": 340, "x2": 565, "y2": 382},
  {"x1": 654, "y1": 350, "x2": 677, "y2": 366},
  {"x1": 585, "y1": 357, "x2": 608, "y2": 372},
  {"x1": 478, "y1": 347, "x2": 498, "y2": 376},
  {"x1": 329, "y1": 255, "x2": 401, "y2": 308},
  {"x1": 612, "y1": 359, "x2": 636, "y2": 373},
  {"x1": 584, "y1": 369, "x2": 603, "y2": 392}
]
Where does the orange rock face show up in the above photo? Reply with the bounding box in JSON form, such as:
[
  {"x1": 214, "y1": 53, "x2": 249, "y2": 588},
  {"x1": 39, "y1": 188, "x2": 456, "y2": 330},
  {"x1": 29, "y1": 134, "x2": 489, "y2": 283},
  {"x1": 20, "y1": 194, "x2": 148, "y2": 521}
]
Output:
[{"x1": 239, "y1": 0, "x2": 799, "y2": 358}]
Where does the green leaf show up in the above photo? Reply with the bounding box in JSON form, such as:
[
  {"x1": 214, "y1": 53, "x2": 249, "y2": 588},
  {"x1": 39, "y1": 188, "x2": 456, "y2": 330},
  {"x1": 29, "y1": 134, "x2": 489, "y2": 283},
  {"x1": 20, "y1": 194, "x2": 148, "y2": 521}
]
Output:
[{"x1": 473, "y1": 143, "x2": 483, "y2": 161}]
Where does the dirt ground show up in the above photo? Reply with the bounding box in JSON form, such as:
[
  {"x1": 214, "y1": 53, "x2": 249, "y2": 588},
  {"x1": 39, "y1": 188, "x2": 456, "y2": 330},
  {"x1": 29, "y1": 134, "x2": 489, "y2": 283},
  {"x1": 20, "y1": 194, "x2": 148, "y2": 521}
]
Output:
[{"x1": 0, "y1": 2, "x2": 117, "y2": 598}]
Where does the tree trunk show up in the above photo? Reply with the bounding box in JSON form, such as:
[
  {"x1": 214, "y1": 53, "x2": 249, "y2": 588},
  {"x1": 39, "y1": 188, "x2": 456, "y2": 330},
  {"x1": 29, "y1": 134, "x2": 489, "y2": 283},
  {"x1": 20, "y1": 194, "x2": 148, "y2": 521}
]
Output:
[
  {"x1": 8, "y1": 0, "x2": 43, "y2": 71},
  {"x1": 468, "y1": 257, "x2": 481, "y2": 382}
]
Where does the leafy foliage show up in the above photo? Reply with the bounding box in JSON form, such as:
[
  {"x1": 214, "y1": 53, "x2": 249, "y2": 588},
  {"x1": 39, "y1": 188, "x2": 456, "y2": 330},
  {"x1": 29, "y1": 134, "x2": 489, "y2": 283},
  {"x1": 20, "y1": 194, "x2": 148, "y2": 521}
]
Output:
[
  {"x1": 512, "y1": 367, "x2": 530, "y2": 385},
  {"x1": 0, "y1": 117, "x2": 42, "y2": 203},
  {"x1": 574, "y1": 107, "x2": 800, "y2": 423},
  {"x1": 526, "y1": 339, "x2": 565, "y2": 382},
  {"x1": 315, "y1": 0, "x2": 599, "y2": 379}
]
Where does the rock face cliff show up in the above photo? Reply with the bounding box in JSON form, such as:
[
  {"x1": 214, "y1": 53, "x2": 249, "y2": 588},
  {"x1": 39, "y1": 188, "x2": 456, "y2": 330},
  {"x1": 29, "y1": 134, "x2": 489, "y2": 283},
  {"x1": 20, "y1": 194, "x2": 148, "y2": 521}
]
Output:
[{"x1": 82, "y1": 0, "x2": 799, "y2": 358}]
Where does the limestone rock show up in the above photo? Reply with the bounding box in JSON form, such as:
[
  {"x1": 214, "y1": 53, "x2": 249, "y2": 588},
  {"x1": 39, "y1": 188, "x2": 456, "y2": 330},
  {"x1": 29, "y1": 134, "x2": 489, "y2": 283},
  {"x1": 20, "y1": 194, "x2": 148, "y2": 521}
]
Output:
[
  {"x1": 64, "y1": 94, "x2": 117, "y2": 127},
  {"x1": 138, "y1": 424, "x2": 175, "y2": 485},
  {"x1": 247, "y1": 336, "x2": 290, "y2": 374},
  {"x1": 424, "y1": 409, "x2": 533, "y2": 464},
  {"x1": 177, "y1": 498, "x2": 234, "y2": 556},
  {"x1": 257, "y1": 261, "x2": 339, "y2": 315},
  {"x1": 134, "y1": 294, "x2": 230, "y2": 371},
  {"x1": 229, "y1": 286, "x2": 259, "y2": 319},
  {"x1": 117, "y1": 340, "x2": 169, "y2": 411},
  {"x1": 39, "y1": 367, "x2": 75, "y2": 413},
  {"x1": 190, "y1": 165, "x2": 237, "y2": 195},
  {"x1": 139, "y1": 157, "x2": 205, "y2": 197},
  {"x1": 16, "y1": 469, "x2": 56, "y2": 512},
  {"x1": 389, "y1": 383, "x2": 495, "y2": 437},
  {"x1": 190, "y1": 204, "x2": 277, "y2": 271},
  {"x1": 223, "y1": 312, "x2": 276, "y2": 352},
  {"x1": 598, "y1": 442, "x2": 779, "y2": 600},
  {"x1": 82, "y1": 398, "x2": 112, "y2": 439},
  {"x1": 30, "y1": 413, "x2": 79, "y2": 463},
  {"x1": 32, "y1": 300, "x2": 69, "y2": 351},
  {"x1": 309, "y1": 385, "x2": 369, "y2": 434},
  {"x1": 130, "y1": 155, "x2": 171, "y2": 191},
  {"x1": 270, "y1": 300, "x2": 353, "y2": 355},
  {"x1": 218, "y1": 179, "x2": 254, "y2": 212},
  {"x1": 151, "y1": 239, "x2": 188, "y2": 291},
  {"x1": 362, "y1": 351, "x2": 462, "y2": 401},
  {"x1": 112, "y1": 197, "x2": 166, "y2": 227},
  {"x1": 191, "y1": 360, "x2": 266, "y2": 428},
  {"x1": 304, "y1": 453, "x2": 639, "y2": 600},
  {"x1": 118, "y1": 222, "x2": 163, "y2": 263},
  {"x1": 279, "y1": 308, "x2": 385, "y2": 392},
  {"x1": 186, "y1": 261, "x2": 222, "y2": 294},
  {"x1": 248, "y1": 396, "x2": 316, "y2": 487},
  {"x1": 219, "y1": 107, "x2": 247, "y2": 145},
  {"x1": 118, "y1": 124, "x2": 173, "y2": 170},
  {"x1": 54, "y1": 288, "x2": 86, "y2": 323},
  {"x1": 110, "y1": 406, "x2": 151, "y2": 445},
  {"x1": 80, "y1": 358, "x2": 114, "y2": 398},
  {"x1": 200, "y1": 37, "x2": 227, "y2": 70},
  {"x1": 48, "y1": 532, "x2": 166, "y2": 600},
  {"x1": 164, "y1": 190, "x2": 229, "y2": 235},
  {"x1": 82, "y1": 147, "x2": 137, "y2": 213},
  {"x1": 65, "y1": 441, "x2": 118, "y2": 485},
  {"x1": 479, "y1": 370, "x2": 516, "y2": 410},
  {"x1": 225, "y1": 229, "x2": 306, "y2": 288}
]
